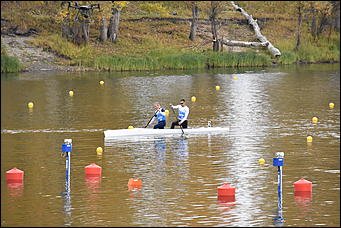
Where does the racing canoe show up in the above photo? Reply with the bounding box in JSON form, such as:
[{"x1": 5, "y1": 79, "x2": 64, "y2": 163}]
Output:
[{"x1": 104, "y1": 127, "x2": 229, "y2": 138}]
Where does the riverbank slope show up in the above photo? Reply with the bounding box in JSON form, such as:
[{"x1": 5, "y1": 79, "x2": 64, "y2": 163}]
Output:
[{"x1": 1, "y1": 1, "x2": 339, "y2": 73}]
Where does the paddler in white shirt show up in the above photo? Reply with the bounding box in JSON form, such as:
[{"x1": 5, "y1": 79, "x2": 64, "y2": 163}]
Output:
[{"x1": 170, "y1": 99, "x2": 190, "y2": 129}]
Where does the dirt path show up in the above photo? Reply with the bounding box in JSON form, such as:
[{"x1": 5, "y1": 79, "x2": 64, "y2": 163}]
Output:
[{"x1": 1, "y1": 34, "x2": 80, "y2": 72}]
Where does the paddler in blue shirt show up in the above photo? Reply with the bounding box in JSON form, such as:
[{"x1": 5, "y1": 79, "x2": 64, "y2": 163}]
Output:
[
  {"x1": 170, "y1": 99, "x2": 190, "y2": 129},
  {"x1": 148, "y1": 102, "x2": 167, "y2": 129}
]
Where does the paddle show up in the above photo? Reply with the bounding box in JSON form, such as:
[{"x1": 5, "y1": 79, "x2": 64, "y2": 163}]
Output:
[
  {"x1": 144, "y1": 111, "x2": 156, "y2": 128},
  {"x1": 171, "y1": 106, "x2": 185, "y2": 135}
]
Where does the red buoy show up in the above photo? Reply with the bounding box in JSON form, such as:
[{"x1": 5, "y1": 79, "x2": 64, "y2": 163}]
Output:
[
  {"x1": 128, "y1": 178, "x2": 142, "y2": 187},
  {"x1": 294, "y1": 178, "x2": 312, "y2": 192},
  {"x1": 218, "y1": 195, "x2": 235, "y2": 203},
  {"x1": 217, "y1": 183, "x2": 235, "y2": 196},
  {"x1": 294, "y1": 191, "x2": 312, "y2": 199},
  {"x1": 6, "y1": 168, "x2": 24, "y2": 183},
  {"x1": 84, "y1": 163, "x2": 102, "y2": 176}
]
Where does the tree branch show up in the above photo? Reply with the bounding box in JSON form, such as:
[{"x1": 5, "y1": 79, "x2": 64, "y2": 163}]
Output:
[{"x1": 230, "y1": 1, "x2": 281, "y2": 57}]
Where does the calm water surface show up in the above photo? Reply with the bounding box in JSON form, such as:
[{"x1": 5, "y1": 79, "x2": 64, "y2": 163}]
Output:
[{"x1": 1, "y1": 64, "x2": 340, "y2": 227}]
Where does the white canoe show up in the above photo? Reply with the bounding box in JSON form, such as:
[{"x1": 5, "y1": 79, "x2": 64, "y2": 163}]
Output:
[{"x1": 104, "y1": 127, "x2": 229, "y2": 138}]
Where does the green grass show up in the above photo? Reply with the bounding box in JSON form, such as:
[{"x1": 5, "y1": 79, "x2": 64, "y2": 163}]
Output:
[
  {"x1": 276, "y1": 33, "x2": 340, "y2": 64},
  {"x1": 91, "y1": 50, "x2": 271, "y2": 71},
  {"x1": 1, "y1": 46, "x2": 23, "y2": 73}
]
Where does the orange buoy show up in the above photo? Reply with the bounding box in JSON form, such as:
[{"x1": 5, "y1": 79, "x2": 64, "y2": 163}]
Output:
[
  {"x1": 217, "y1": 183, "x2": 235, "y2": 196},
  {"x1": 128, "y1": 178, "x2": 142, "y2": 187},
  {"x1": 84, "y1": 163, "x2": 102, "y2": 176},
  {"x1": 294, "y1": 178, "x2": 312, "y2": 192},
  {"x1": 6, "y1": 168, "x2": 24, "y2": 183}
]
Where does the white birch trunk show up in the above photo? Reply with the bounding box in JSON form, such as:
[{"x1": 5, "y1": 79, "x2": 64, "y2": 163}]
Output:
[
  {"x1": 230, "y1": 1, "x2": 281, "y2": 57},
  {"x1": 221, "y1": 39, "x2": 269, "y2": 47}
]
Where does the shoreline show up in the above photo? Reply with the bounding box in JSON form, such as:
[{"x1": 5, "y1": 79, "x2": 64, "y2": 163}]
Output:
[{"x1": 1, "y1": 34, "x2": 339, "y2": 74}]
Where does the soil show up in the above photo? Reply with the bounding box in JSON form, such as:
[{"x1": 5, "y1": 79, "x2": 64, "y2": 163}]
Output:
[{"x1": 1, "y1": 34, "x2": 84, "y2": 72}]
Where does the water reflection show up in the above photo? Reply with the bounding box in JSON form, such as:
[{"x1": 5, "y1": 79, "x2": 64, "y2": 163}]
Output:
[
  {"x1": 7, "y1": 181, "x2": 24, "y2": 198},
  {"x1": 294, "y1": 191, "x2": 313, "y2": 217},
  {"x1": 174, "y1": 137, "x2": 189, "y2": 161},
  {"x1": 85, "y1": 176, "x2": 101, "y2": 193},
  {"x1": 63, "y1": 178, "x2": 72, "y2": 226},
  {"x1": 273, "y1": 190, "x2": 285, "y2": 227}
]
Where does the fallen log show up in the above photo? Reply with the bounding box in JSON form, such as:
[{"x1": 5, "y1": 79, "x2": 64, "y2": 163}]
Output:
[
  {"x1": 220, "y1": 39, "x2": 269, "y2": 47},
  {"x1": 230, "y1": 1, "x2": 281, "y2": 57}
]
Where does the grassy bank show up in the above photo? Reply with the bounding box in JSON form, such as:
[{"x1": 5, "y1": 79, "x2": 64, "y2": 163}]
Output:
[
  {"x1": 1, "y1": 48, "x2": 22, "y2": 73},
  {"x1": 1, "y1": 2, "x2": 339, "y2": 73},
  {"x1": 29, "y1": 32, "x2": 339, "y2": 72},
  {"x1": 276, "y1": 34, "x2": 340, "y2": 65}
]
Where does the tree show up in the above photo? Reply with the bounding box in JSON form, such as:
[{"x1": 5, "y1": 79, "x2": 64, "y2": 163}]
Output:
[
  {"x1": 107, "y1": 1, "x2": 129, "y2": 43},
  {"x1": 189, "y1": 1, "x2": 199, "y2": 41},
  {"x1": 208, "y1": 1, "x2": 225, "y2": 51},
  {"x1": 295, "y1": 1, "x2": 303, "y2": 51}
]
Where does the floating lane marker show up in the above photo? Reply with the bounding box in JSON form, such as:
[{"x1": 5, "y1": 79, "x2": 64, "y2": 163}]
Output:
[
  {"x1": 191, "y1": 96, "x2": 196, "y2": 102},
  {"x1": 27, "y1": 102, "x2": 34, "y2": 109},
  {"x1": 85, "y1": 163, "x2": 102, "y2": 177},
  {"x1": 6, "y1": 167, "x2": 24, "y2": 183},
  {"x1": 294, "y1": 178, "x2": 312, "y2": 192},
  {"x1": 128, "y1": 178, "x2": 142, "y2": 190},
  {"x1": 96, "y1": 147, "x2": 103, "y2": 155},
  {"x1": 259, "y1": 158, "x2": 265, "y2": 164}
]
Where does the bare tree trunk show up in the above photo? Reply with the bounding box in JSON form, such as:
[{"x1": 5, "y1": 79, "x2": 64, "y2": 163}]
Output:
[
  {"x1": 189, "y1": 4, "x2": 199, "y2": 41},
  {"x1": 331, "y1": 1, "x2": 340, "y2": 31},
  {"x1": 221, "y1": 39, "x2": 269, "y2": 47},
  {"x1": 73, "y1": 22, "x2": 83, "y2": 46},
  {"x1": 230, "y1": 1, "x2": 281, "y2": 57},
  {"x1": 210, "y1": 2, "x2": 219, "y2": 52},
  {"x1": 82, "y1": 21, "x2": 90, "y2": 45},
  {"x1": 310, "y1": 7, "x2": 317, "y2": 39},
  {"x1": 99, "y1": 18, "x2": 107, "y2": 42},
  {"x1": 61, "y1": 17, "x2": 73, "y2": 40},
  {"x1": 335, "y1": 3, "x2": 340, "y2": 31},
  {"x1": 295, "y1": 3, "x2": 302, "y2": 51},
  {"x1": 108, "y1": 8, "x2": 120, "y2": 43},
  {"x1": 316, "y1": 14, "x2": 328, "y2": 37}
]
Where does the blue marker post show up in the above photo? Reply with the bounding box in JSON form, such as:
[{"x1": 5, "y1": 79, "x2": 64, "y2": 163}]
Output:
[
  {"x1": 62, "y1": 139, "x2": 72, "y2": 225},
  {"x1": 62, "y1": 139, "x2": 72, "y2": 188},
  {"x1": 273, "y1": 152, "x2": 285, "y2": 226}
]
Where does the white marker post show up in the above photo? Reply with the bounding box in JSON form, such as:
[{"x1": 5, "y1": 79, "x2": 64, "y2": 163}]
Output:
[
  {"x1": 62, "y1": 139, "x2": 72, "y2": 225},
  {"x1": 273, "y1": 152, "x2": 285, "y2": 226}
]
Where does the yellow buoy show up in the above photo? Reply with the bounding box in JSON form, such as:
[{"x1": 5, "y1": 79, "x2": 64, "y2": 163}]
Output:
[
  {"x1": 96, "y1": 147, "x2": 103, "y2": 155},
  {"x1": 128, "y1": 126, "x2": 134, "y2": 129},
  {"x1": 99, "y1": 80, "x2": 104, "y2": 85},
  {"x1": 233, "y1": 76, "x2": 237, "y2": 80},
  {"x1": 165, "y1": 109, "x2": 169, "y2": 116},
  {"x1": 27, "y1": 102, "x2": 34, "y2": 108},
  {"x1": 329, "y1": 102, "x2": 334, "y2": 109},
  {"x1": 69, "y1": 91, "x2": 74, "y2": 96},
  {"x1": 312, "y1": 117, "x2": 318, "y2": 123},
  {"x1": 307, "y1": 136, "x2": 313, "y2": 143},
  {"x1": 259, "y1": 158, "x2": 265, "y2": 164},
  {"x1": 191, "y1": 96, "x2": 196, "y2": 102},
  {"x1": 215, "y1": 85, "x2": 220, "y2": 91}
]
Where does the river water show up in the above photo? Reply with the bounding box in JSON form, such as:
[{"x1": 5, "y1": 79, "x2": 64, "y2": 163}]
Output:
[{"x1": 1, "y1": 64, "x2": 340, "y2": 227}]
